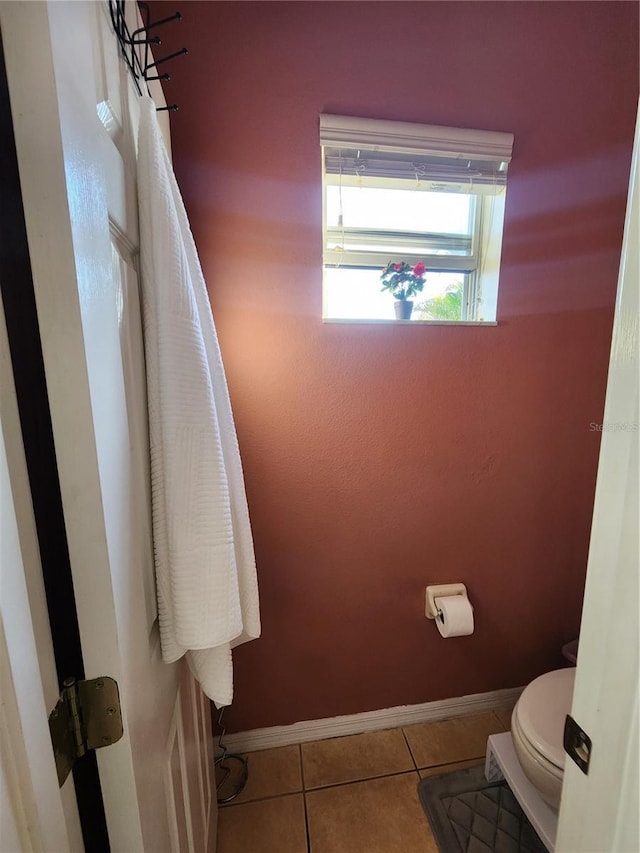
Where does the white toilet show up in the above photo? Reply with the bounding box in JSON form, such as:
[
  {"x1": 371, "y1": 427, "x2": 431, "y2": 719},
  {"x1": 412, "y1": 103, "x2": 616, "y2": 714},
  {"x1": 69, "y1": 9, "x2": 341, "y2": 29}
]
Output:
[{"x1": 510, "y1": 667, "x2": 576, "y2": 810}]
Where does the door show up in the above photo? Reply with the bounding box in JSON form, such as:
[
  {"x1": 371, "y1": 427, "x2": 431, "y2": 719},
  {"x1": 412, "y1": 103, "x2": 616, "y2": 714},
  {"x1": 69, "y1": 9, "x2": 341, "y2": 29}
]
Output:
[
  {"x1": 1, "y1": 299, "x2": 84, "y2": 853},
  {"x1": 0, "y1": 2, "x2": 216, "y2": 850},
  {"x1": 556, "y1": 106, "x2": 639, "y2": 851}
]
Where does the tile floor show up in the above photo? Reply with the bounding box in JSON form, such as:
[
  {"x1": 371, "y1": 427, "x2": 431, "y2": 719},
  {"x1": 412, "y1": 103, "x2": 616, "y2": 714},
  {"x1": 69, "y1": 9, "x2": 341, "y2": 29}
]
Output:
[{"x1": 216, "y1": 708, "x2": 514, "y2": 853}]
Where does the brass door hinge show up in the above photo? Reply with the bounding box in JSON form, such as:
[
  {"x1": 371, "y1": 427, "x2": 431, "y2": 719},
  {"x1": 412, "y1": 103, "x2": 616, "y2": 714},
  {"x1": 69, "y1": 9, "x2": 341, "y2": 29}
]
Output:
[{"x1": 48, "y1": 676, "x2": 123, "y2": 787}]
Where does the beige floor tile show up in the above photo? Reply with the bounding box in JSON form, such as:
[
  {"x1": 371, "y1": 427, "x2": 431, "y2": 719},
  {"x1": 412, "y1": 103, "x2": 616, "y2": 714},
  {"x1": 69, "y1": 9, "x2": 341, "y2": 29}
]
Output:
[
  {"x1": 301, "y1": 728, "x2": 415, "y2": 789},
  {"x1": 217, "y1": 793, "x2": 307, "y2": 853},
  {"x1": 418, "y1": 758, "x2": 483, "y2": 778},
  {"x1": 493, "y1": 707, "x2": 514, "y2": 731},
  {"x1": 306, "y1": 771, "x2": 438, "y2": 853},
  {"x1": 403, "y1": 712, "x2": 504, "y2": 769},
  {"x1": 218, "y1": 745, "x2": 302, "y2": 805}
]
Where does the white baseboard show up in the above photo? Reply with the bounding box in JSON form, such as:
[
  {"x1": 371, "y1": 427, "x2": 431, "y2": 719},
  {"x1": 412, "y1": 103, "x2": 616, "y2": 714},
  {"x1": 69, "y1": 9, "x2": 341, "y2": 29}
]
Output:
[{"x1": 223, "y1": 686, "x2": 523, "y2": 754}]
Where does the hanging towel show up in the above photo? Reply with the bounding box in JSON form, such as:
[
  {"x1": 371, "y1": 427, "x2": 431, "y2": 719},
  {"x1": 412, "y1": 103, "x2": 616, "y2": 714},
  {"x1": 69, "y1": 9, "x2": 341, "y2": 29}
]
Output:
[{"x1": 136, "y1": 97, "x2": 260, "y2": 707}]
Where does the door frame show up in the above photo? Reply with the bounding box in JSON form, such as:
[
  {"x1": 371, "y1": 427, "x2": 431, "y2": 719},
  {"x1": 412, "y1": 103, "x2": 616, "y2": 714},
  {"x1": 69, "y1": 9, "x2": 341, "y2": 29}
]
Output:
[{"x1": 0, "y1": 25, "x2": 110, "y2": 848}]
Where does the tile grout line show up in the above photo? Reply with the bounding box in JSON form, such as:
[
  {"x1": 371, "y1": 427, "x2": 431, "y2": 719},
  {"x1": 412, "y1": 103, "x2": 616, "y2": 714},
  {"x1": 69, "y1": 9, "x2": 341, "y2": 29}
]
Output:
[
  {"x1": 220, "y1": 768, "x2": 424, "y2": 808},
  {"x1": 492, "y1": 708, "x2": 512, "y2": 729},
  {"x1": 302, "y1": 769, "x2": 422, "y2": 794},
  {"x1": 401, "y1": 726, "x2": 419, "y2": 770},
  {"x1": 217, "y1": 758, "x2": 487, "y2": 809},
  {"x1": 299, "y1": 744, "x2": 312, "y2": 853},
  {"x1": 302, "y1": 793, "x2": 311, "y2": 853},
  {"x1": 299, "y1": 741, "x2": 307, "y2": 792},
  {"x1": 220, "y1": 790, "x2": 307, "y2": 808}
]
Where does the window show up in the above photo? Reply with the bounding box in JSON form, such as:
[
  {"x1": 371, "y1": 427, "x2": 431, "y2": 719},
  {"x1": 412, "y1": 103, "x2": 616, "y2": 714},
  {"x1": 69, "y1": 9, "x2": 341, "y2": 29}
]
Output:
[{"x1": 320, "y1": 115, "x2": 513, "y2": 323}]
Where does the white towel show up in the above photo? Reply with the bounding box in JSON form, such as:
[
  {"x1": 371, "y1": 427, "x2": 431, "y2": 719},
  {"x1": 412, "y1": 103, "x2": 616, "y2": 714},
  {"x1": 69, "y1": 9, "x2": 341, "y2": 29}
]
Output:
[{"x1": 137, "y1": 97, "x2": 260, "y2": 707}]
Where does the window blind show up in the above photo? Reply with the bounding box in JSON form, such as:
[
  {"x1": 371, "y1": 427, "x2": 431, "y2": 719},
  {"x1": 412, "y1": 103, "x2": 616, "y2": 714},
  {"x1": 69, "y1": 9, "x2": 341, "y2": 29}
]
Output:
[{"x1": 320, "y1": 114, "x2": 514, "y2": 191}]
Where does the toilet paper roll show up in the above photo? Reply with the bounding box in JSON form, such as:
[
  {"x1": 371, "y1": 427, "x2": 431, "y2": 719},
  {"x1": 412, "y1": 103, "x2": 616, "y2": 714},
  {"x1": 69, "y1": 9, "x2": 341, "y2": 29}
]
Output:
[{"x1": 435, "y1": 595, "x2": 474, "y2": 638}]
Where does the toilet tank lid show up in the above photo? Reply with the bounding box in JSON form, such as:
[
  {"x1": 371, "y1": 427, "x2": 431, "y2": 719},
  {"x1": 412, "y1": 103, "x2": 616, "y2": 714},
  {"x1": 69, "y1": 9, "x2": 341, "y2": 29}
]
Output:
[{"x1": 515, "y1": 668, "x2": 576, "y2": 769}]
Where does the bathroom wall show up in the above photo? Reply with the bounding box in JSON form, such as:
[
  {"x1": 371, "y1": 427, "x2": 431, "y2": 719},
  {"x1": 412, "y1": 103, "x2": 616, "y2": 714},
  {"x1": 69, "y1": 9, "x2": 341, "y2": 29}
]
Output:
[{"x1": 152, "y1": 1, "x2": 639, "y2": 732}]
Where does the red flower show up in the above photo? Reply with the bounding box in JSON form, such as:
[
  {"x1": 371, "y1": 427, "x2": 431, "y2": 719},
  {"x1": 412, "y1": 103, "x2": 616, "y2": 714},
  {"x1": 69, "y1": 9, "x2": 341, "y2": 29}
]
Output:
[
  {"x1": 413, "y1": 262, "x2": 426, "y2": 277},
  {"x1": 394, "y1": 263, "x2": 403, "y2": 271}
]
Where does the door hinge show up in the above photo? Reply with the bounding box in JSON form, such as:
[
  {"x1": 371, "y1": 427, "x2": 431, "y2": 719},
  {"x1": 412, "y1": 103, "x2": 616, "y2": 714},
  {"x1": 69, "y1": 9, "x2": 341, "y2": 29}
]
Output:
[
  {"x1": 48, "y1": 676, "x2": 123, "y2": 787},
  {"x1": 564, "y1": 713, "x2": 592, "y2": 775}
]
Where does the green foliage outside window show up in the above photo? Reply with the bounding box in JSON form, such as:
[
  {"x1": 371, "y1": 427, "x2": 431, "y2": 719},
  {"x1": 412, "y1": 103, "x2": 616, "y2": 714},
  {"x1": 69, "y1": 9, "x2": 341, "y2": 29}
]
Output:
[{"x1": 414, "y1": 280, "x2": 464, "y2": 321}]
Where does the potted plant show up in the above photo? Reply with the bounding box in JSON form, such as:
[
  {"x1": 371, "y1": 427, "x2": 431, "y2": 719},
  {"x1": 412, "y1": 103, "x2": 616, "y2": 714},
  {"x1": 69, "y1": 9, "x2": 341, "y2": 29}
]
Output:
[{"x1": 380, "y1": 261, "x2": 427, "y2": 320}]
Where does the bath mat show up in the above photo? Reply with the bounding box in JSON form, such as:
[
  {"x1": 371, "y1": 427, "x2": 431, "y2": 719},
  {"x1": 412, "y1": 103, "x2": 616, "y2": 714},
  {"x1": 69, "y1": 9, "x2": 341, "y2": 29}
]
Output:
[{"x1": 418, "y1": 765, "x2": 547, "y2": 853}]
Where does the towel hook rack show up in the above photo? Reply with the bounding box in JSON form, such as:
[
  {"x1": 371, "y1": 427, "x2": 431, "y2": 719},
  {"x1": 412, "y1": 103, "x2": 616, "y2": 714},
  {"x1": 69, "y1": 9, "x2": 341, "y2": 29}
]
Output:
[{"x1": 108, "y1": 0, "x2": 187, "y2": 112}]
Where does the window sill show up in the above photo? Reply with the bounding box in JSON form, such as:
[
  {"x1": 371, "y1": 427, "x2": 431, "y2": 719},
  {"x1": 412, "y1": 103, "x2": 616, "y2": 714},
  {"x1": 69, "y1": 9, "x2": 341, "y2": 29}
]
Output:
[{"x1": 322, "y1": 318, "x2": 498, "y2": 326}]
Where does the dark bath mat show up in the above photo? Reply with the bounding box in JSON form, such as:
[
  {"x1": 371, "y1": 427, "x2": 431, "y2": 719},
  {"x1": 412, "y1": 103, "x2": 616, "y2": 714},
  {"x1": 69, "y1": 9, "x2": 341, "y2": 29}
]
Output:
[{"x1": 418, "y1": 765, "x2": 548, "y2": 853}]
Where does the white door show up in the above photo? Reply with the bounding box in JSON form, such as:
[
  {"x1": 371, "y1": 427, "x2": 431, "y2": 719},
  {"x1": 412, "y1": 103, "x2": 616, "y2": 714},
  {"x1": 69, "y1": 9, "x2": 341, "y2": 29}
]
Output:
[
  {"x1": 0, "y1": 2, "x2": 216, "y2": 850},
  {"x1": 1, "y1": 299, "x2": 83, "y2": 853},
  {"x1": 0, "y1": 432, "x2": 69, "y2": 853},
  {"x1": 556, "y1": 106, "x2": 639, "y2": 851}
]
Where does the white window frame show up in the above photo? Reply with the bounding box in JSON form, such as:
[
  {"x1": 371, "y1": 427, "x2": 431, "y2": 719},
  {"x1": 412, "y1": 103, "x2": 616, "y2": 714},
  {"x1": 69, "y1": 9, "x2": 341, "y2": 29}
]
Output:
[{"x1": 320, "y1": 114, "x2": 514, "y2": 323}]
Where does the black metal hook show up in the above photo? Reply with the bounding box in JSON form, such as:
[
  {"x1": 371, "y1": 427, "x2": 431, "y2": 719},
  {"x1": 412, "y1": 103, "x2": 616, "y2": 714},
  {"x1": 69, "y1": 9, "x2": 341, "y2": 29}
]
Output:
[
  {"x1": 107, "y1": 1, "x2": 186, "y2": 113},
  {"x1": 129, "y1": 35, "x2": 161, "y2": 46},
  {"x1": 134, "y1": 8, "x2": 182, "y2": 39},
  {"x1": 144, "y1": 47, "x2": 188, "y2": 74}
]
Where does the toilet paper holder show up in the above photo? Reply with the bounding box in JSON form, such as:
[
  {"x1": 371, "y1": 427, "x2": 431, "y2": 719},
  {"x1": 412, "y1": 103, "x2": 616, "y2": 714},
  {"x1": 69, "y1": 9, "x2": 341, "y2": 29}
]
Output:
[{"x1": 425, "y1": 583, "x2": 470, "y2": 620}]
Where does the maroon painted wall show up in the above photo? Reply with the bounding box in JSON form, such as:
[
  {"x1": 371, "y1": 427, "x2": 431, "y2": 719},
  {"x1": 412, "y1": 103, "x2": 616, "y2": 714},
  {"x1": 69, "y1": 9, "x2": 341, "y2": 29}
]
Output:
[{"x1": 152, "y1": 1, "x2": 638, "y2": 732}]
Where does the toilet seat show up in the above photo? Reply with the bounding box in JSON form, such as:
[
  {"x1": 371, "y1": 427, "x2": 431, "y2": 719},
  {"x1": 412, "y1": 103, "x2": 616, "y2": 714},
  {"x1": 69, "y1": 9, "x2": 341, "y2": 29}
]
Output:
[
  {"x1": 511, "y1": 668, "x2": 576, "y2": 808},
  {"x1": 515, "y1": 668, "x2": 575, "y2": 769}
]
